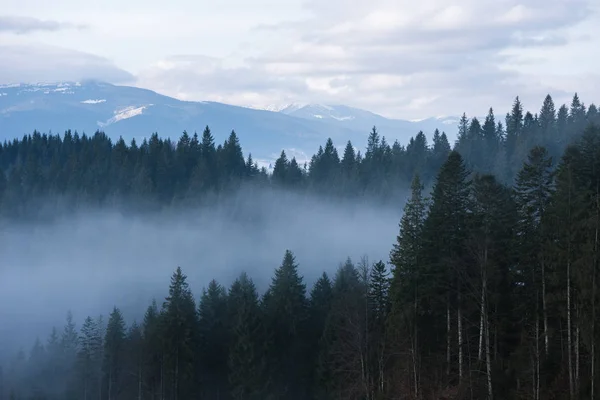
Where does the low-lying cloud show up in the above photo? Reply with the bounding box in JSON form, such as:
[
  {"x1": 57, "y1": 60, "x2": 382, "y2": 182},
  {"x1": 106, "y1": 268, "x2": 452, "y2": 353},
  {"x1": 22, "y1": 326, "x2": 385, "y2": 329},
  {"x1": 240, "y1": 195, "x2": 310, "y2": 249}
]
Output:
[
  {"x1": 0, "y1": 15, "x2": 86, "y2": 34},
  {"x1": 0, "y1": 186, "x2": 403, "y2": 357},
  {"x1": 0, "y1": 44, "x2": 135, "y2": 84}
]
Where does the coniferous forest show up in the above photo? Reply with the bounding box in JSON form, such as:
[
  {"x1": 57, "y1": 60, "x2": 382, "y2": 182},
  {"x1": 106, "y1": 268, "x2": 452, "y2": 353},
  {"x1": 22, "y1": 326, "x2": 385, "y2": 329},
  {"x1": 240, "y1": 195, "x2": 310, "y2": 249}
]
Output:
[{"x1": 1, "y1": 93, "x2": 600, "y2": 399}]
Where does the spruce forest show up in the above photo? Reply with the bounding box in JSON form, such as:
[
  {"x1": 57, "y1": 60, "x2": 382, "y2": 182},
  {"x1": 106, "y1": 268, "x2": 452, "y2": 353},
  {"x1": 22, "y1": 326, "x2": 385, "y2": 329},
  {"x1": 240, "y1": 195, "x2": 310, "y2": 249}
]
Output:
[{"x1": 1, "y1": 92, "x2": 600, "y2": 400}]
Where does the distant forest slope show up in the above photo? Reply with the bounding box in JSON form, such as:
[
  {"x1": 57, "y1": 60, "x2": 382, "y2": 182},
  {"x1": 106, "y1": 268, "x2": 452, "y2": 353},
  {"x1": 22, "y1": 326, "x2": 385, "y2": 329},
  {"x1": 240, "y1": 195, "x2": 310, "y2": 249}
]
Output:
[{"x1": 0, "y1": 93, "x2": 598, "y2": 219}]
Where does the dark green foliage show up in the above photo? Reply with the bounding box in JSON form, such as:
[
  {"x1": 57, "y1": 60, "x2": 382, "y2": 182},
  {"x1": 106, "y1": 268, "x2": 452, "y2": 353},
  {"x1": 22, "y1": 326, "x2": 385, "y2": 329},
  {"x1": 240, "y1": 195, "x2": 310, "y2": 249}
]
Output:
[
  {"x1": 161, "y1": 267, "x2": 198, "y2": 400},
  {"x1": 262, "y1": 250, "x2": 310, "y2": 399},
  {"x1": 197, "y1": 280, "x2": 229, "y2": 398},
  {"x1": 103, "y1": 307, "x2": 126, "y2": 400},
  {"x1": 227, "y1": 273, "x2": 268, "y2": 400},
  {"x1": 3, "y1": 96, "x2": 600, "y2": 400}
]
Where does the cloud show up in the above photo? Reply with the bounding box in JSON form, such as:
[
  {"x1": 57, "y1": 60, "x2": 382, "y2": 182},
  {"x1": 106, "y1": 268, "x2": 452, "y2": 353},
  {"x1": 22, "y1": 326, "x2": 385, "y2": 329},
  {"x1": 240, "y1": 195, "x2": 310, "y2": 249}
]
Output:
[
  {"x1": 137, "y1": 0, "x2": 598, "y2": 119},
  {"x1": 0, "y1": 15, "x2": 86, "y2": 34},
  {"x1": 0, "y1": 44, "x2": 134, "y2": 84}
]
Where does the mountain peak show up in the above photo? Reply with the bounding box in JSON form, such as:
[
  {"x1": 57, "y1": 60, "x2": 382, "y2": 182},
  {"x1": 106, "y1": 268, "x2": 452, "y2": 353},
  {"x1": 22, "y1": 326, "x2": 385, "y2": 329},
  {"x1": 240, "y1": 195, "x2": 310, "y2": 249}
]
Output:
[{"x1": 0, "y1": 80, "x2": 459, "y2": 166}]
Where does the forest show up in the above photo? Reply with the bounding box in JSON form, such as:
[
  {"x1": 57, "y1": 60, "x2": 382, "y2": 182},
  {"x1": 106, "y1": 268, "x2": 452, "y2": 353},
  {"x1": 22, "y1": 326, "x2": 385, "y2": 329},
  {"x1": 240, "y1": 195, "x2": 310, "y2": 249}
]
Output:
[
  {"x1": 1, "y1": 92, "x2": 600, "y2": 400},
  {"x1": 0, "y1": 93, "x2": 597, "y2": 219}
]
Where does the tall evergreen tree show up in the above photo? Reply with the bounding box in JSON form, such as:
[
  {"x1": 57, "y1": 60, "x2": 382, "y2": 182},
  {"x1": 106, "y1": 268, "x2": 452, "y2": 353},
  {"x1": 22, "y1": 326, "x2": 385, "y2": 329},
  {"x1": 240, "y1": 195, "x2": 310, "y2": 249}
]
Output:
[
  {"x1": 161, "y1": 267, "x2": 198, "y2": 400},
  {"x1": 228, "y1": 272, "x2": 268, "y2": 400},
  {"x1": 103, "y1": 307, "x2": 126, "y2": 400},
  {"x1": 262, "y1": 250, "x2": 309, "y2": 399},
  {"x1": 420, "y1": 150, "x2": 472, "y2": 384},
  {"x1": 197, "y1": 279, "x2": 229, "y2": 398},
  {"x1": 389, "y1": 173, "x2": 428, "y2": 397}
]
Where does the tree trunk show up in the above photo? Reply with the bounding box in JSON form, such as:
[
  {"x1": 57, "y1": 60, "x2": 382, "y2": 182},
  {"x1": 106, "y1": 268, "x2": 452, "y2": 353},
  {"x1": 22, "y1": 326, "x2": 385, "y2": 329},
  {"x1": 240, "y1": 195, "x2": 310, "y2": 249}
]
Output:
[
  {"x1": 479, "y1": 246, "x2": 489, "y2": 362},
  {"x1": 378, "y1": 344, "x2": 385, "y2": 395},
  {"x1": 138, "y1": 364, "x2": 143, "y2": 400},
  {"x1": 542, "y1": 258, "x2": 549, "y2": 356},
  {"x1": 413, "y1": 284, "x2": 419, "y2": 399},
  {"x1": 108, "y1": 369, "x2": 113, "y2": 400},
  {"x1": 447, "y1": 301, "x2": 451, "y2": 379},
  {"x1": 568, "y1": 256, "x2": 574, "y2": 400},
  {"x1": 160, "y1": 356, "x2": 164, "y2": 400},
  {"x1": 457, "y1": 272, "x2": 463, "y2": 383},
  {"x1": 458, "y1": 294, "x2": 463, "y2": 382},
  {"x1": 485, "y1": 301, "x2": 493, "y2": 400},
  {"x1": 576, "y1": 309, "x2": 580, "y2": 396},
  {"x1": 535, "y1": 304, "x2": 540, "y2": 400},
  {"x1": 478, "y1": 285, "x2": 485, "y2": 361},
  {"x1": 531, "y1": 355, "x2": 536, "y2": 400},
  {"x1": 174, "y1": 347, "x2": 179, "y2": 400},
  {"x1": 593, "y1": 187, "x2": 599, "y2": 400}
]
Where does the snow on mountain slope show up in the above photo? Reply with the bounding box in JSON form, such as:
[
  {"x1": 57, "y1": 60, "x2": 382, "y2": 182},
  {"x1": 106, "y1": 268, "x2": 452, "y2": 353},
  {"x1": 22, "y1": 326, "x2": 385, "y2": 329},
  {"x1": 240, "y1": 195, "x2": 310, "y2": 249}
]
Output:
[
  {"x1": 98, "y1": 105, "x2": 153, "y2": 127},
  {"x1": 0, "y1": 81, "x2": 459, "y2": 164},
  {"x1": 81, "y1": 99, "x2": 106, "y2": 104}
]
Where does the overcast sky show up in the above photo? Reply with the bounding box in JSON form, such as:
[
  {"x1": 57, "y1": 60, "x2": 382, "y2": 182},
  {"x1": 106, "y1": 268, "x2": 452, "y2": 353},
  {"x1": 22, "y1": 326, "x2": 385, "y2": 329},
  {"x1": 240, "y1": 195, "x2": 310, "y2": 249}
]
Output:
[{"x1": 0, "y1": 0, "x2": 598, "y2": 119}]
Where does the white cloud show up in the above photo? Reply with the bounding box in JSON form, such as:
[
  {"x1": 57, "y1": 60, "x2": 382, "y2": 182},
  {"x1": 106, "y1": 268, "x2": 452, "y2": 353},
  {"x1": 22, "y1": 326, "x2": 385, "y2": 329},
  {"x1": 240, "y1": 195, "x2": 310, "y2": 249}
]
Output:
[
  {"x1": 0, "y1": 15, "x2": 86, "y2": 34},
  {"x1": 1, "y1": 0, "x2": 599, "y2": 119},
  {"x1": 0, "y1": 44, "x2": 134, "y2": 84}
]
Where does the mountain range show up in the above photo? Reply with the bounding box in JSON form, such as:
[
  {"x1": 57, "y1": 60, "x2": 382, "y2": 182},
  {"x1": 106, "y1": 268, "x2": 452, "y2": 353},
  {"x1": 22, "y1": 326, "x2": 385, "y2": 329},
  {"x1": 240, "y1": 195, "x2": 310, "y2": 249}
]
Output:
[{"x1": 0, "y1": 81, "x2": 459, "y2": 167}]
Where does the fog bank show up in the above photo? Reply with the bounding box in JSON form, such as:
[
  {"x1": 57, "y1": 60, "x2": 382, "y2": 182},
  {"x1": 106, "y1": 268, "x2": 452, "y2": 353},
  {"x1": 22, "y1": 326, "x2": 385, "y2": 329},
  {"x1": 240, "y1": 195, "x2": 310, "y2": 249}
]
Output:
[{"x1": 0, "y1": 187, "x2": 404, "y2": 357}]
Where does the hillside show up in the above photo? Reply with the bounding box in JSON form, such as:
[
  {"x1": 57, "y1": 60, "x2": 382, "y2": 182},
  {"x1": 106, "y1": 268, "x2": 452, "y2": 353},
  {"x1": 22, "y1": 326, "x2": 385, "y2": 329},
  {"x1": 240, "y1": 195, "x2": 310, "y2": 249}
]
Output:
[{"x1": 0, "y1": 81, "x2": 458, "y2": 166}]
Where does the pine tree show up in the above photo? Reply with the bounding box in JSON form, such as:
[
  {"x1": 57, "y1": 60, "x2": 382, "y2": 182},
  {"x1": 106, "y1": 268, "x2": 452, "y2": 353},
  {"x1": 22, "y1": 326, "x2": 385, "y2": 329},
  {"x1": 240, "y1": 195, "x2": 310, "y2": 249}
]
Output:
[
  {"x1": 78, "y1": 316, "x2": 103, "y2": 400},
  {"x1": 369, "y1": 260, "x2": 391, "y2": 396},
  {"x1": 539, "y1": 95, "x2": 557, "y2": 140},
  {"x1": 515, "y1": 146, "x2": 554, "y2": 358},
  {"x1": 228, "y1": 272, "x2": 268, "y2": 400},
  {"x1": 319, "y1": 258, "x2": 370, "y2": 399},
  {"x1": 123, "y1": 321, "x2": 144, "y2": 400},
  {"x1": 103, "y1": 307, "x2": 126, "y2": 400},
  {"x1": 469, "y1": 174, "x2": 518, "y2": 398},
  {"x1": 420, "y1": 150, "x2": 472, "y2": 384},
  {"x1": 482, "y1": 108, "x2": 499, "y2": 172},
  {"x1": 272, "y1": 150, "x2": 289, "y2": 185},
  {"x1": 506, "y1": 97, "x2": 524, "y2": 156},
  {"x1": 61, "y1": 311, "x2": 79, "y2": 400},
  {"x1": 221, "y1": 130, "x2": 246, "y2": 183},
  {"x1": 262, "y1": 250, "x2": 309, "y2": 399},
  {"x1": 142, "y1": 300, "x2": 163, "y2": 400},
  {"x1": 198, "y1": 279, "x2": 229, "y2": 398},
  {"x1": 389, "y1": 173, "x2": 427, "y2": 397},
  {"x1": 161, "y1": 267, "x2": 198, "y2": 400}
]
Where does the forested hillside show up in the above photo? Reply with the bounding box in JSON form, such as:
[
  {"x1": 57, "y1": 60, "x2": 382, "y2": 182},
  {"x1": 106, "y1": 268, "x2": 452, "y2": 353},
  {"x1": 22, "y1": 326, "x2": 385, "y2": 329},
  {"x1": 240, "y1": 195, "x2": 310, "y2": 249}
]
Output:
[
  {"x1": 0, "y1": 93, "x2": 597, "y2": 219},
  {"x1": 1, "y1": 92, "x2": 600, "y2": 400}
]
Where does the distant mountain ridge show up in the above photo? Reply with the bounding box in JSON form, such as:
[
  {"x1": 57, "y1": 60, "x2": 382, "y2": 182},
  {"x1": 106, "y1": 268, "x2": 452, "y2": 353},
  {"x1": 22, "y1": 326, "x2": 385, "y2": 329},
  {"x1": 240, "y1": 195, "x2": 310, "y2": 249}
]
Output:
[{"x1": 0, "y1": 81, "x2": 459, "y2": 167}]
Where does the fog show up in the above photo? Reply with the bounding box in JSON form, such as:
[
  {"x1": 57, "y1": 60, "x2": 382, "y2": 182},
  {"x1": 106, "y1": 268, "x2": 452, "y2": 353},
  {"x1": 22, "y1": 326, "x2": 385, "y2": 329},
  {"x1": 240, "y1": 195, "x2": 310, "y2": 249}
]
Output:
[{"x1": 0, "y1": 186, "x2": 404, "y2": 359}]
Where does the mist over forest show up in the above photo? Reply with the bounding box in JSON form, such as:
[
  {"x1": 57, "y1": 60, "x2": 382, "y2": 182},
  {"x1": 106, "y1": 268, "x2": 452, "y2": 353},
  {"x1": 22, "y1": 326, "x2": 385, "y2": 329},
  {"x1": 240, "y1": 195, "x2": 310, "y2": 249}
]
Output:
[
  {"x1": 1, "y1": 92, "x2": 600, "y2": 399},
  {"x1": 0, "y1": 186, "x2": 401, "y2": 357}
]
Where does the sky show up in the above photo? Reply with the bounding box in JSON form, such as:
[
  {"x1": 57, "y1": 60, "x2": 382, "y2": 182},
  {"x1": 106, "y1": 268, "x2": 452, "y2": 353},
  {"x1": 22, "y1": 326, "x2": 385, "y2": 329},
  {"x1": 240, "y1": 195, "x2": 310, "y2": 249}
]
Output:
[{"x1": 0, "y1": 0, "x2": 599, "y2": 119}]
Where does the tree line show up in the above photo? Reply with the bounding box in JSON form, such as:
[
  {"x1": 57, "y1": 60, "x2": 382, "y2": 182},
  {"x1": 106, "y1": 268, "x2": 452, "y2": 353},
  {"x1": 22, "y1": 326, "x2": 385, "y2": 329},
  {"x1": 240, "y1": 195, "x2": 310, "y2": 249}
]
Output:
[
  {"x1": 2, "y1": 120, "x2": 600, "y2": 399},
  {"x1": 0, "y1": 93, "x2": 598, "y2": 219}
]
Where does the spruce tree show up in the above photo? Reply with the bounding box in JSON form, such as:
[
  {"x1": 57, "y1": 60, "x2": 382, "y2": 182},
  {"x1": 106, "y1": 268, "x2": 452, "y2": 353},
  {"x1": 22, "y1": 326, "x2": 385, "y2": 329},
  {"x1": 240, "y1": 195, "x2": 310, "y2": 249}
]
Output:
[
  {"x1": 161, "y1": 267, "x2": 198, "y2": 400},
  {"x1": 262, "y1": 250, "x2": 309, "y2": 399},
  {"x1": 142, "y1": 300, "x2": 163, "y2": 400},
  {"x1": 198, "y1": 279, "x2": 229, "y2": 398},
  {"x1": 103, "y1": 307, "x2": 126, "y2": 400},
  {"x1": 420, "y1": 150, "x2": 471, "y2": 384},
  {"x1": 514, "y1": 146, "x2": 554, "y2": 359},
  {"x1": 228, "y1": 273, "x2": 268, "y2": 400},
  {"x1": 78, "y1": 316, "x2": 103, "y2": 400},
  {"x1": 388, "y1": 173, "x2": 428, "y2": 397}
]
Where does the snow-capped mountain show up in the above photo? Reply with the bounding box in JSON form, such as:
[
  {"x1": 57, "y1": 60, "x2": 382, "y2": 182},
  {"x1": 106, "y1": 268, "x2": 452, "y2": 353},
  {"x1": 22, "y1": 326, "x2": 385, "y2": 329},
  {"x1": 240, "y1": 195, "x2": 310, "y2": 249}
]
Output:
[
  {"x1": 0, "y1": 81, "x2": 459, "y2": 165},
  {"x1": 252, "y1": 103, "x2": 459, "y2": 144}
]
